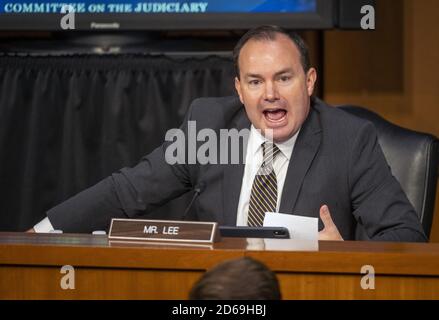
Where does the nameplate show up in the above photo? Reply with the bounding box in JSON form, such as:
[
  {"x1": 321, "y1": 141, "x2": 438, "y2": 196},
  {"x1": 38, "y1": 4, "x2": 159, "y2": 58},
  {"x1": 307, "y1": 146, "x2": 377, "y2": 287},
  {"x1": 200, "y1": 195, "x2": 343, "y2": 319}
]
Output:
[{"x1": 108, "y1": 218, "x2": 221, "y2": 243}]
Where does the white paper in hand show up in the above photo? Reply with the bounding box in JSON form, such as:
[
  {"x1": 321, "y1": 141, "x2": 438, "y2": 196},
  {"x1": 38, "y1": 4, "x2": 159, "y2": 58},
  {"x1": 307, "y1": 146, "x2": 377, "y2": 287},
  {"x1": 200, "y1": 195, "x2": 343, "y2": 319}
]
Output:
[{"x1": 264, "y1": 212, "x2": 318, "y2": 241}]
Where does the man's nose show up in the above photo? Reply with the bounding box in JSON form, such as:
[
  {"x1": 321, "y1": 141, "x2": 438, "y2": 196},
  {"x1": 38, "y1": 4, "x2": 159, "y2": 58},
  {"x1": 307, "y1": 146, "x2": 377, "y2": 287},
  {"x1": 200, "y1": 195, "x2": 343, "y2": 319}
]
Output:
[{"x1": 263, "y1": 82, "x2": 279, "y2": 102}]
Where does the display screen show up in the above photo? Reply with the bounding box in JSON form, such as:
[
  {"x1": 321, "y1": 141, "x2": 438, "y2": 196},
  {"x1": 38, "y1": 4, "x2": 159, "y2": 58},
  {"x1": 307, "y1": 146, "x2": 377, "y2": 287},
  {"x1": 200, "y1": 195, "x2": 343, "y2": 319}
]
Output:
[
  {"x1": 0, "y1": 0, "x2": 333, "y2": 30},
  {"x1": 1, "y1": 0, "x2": 317, "y2": 14}
]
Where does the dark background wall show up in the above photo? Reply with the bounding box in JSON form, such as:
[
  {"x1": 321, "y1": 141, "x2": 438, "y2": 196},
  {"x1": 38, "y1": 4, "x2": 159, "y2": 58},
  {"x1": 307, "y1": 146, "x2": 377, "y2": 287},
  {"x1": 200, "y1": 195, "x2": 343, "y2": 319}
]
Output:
[{"x1": 0, "y1": 53, "x2": 236, "y2": 231}]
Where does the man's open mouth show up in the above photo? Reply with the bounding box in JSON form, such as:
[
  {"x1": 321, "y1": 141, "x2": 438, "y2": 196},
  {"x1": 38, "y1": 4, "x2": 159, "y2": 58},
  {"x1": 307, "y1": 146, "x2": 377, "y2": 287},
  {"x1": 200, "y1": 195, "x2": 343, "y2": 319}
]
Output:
[{"x1": 263, "y1": 108, "x2": 287, "y2": 122}]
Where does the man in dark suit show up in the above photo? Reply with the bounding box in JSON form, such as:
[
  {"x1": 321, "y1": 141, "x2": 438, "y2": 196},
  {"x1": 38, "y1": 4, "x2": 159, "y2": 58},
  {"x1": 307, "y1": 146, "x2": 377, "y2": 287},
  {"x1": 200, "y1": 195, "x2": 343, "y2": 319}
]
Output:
[{"x1": 30, "y1": 26, "x2": 426, "y2": 241}]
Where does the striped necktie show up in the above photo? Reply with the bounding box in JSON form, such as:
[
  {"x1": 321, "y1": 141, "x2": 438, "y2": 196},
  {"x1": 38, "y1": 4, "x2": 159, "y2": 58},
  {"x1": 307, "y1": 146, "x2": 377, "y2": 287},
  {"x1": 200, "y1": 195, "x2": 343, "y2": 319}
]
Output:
[{"x1": 247, "y1": 142, "x2": 280, "y2": 227}]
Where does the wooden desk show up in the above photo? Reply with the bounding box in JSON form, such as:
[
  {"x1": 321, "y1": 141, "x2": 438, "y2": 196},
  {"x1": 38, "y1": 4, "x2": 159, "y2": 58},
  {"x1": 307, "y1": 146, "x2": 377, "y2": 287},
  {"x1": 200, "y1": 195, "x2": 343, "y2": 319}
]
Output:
[{"x1": 1, "y1": 232, "x2": 438, "y2": 299}]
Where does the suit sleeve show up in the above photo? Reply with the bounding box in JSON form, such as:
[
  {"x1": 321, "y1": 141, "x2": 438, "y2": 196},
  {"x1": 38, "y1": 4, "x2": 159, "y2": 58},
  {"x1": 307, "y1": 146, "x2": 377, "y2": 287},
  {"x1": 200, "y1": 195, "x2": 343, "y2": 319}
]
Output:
[
  {"x1": 47, "y1": 105, "x2": 195, "y2": 233},
  {"x1": 349, "y1": 121, "x2": 427, "y2": 242}
]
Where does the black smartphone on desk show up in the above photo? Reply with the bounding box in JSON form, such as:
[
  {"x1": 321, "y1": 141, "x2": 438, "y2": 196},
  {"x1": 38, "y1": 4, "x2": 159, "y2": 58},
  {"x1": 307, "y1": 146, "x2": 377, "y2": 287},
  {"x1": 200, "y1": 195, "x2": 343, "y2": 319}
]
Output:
[{"x1": 219, "y1": 226, "x2": 290, "y2": 239}]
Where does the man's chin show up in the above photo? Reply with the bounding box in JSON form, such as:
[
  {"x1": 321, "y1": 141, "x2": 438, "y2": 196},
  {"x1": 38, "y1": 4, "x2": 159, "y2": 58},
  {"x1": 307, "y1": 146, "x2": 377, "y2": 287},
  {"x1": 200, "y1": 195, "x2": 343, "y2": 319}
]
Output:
[
  {"x1": 273, "y1": 133, "x2": 293, "y2": 143},
  {"x1": 262, "y1": 127, "x2": 295, "y2": 143}
]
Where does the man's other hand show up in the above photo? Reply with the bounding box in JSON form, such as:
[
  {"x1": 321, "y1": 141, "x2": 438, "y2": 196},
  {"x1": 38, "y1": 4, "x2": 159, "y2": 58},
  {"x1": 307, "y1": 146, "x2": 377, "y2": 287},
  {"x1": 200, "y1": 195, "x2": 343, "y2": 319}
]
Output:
[
  {"x1": 26, "y1": 228, "x2": 35, "y2": 233},
  {"x1": 318, "y1": 205, "x2": 344, "y2": 241}
]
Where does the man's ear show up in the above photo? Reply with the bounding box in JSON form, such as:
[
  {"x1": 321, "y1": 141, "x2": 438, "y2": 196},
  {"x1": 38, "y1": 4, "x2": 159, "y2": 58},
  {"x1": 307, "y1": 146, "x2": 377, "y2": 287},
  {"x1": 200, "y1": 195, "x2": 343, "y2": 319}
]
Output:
[
  {"x1": 235, "y1": 77, "x2": 244, "y2": 104},
  {"x1": 306, "y1": 68, "x2": 317, "y2": 96}
]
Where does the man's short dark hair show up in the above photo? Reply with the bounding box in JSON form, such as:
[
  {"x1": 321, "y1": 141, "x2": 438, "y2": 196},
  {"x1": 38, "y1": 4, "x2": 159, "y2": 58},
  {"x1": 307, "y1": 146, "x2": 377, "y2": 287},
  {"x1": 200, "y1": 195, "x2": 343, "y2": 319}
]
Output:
[
  {"x1": 233, "y1": 25, "x2": 311, "y2": 78},
  {"x1": 189, "y1": 257, "x2": 281, "y2": 300}
]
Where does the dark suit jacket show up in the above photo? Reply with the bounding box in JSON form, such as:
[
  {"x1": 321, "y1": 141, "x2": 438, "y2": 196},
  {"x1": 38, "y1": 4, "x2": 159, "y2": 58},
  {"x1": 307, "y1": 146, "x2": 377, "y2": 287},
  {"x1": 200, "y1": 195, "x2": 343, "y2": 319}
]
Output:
[{"x1": 47, "y1": 96, "x2": 427, "y2": 241}]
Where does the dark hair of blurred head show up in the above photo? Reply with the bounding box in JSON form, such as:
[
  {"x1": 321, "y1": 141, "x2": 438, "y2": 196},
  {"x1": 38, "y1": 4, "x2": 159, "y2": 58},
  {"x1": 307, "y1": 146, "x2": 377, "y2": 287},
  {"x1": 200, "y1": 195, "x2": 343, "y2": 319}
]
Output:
[{"x1": 189, "y1": 257, "x2": 281, "y2": 300}]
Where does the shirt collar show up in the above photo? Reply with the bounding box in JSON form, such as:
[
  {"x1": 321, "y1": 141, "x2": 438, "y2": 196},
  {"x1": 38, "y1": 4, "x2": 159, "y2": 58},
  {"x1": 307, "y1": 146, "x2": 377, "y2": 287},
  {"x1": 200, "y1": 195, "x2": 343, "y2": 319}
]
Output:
[{"x1": 250, "y1": 125, "x2": 299, "y2": 161}]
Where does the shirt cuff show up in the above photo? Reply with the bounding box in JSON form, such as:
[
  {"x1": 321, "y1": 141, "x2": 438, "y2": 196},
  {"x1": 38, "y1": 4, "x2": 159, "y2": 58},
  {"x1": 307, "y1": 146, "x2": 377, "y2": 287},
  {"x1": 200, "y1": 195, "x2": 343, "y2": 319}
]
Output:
[{"x1": 33, "y1": 217, "x2": 55, "y2": 233}]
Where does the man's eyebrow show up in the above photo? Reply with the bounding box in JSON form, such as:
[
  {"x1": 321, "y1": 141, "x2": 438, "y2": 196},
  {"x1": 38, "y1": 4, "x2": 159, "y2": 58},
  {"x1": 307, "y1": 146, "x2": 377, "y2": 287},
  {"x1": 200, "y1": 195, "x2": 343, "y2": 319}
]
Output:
[
  {"x1": 244, "y1": 68, "x2": 294, "y2": 79},
  {"x1": 274, "y1": 68, "x2": 294, "y2": 77},
  {"x1": 244, "y1": 73, "x2": 263, "y2": 79}
]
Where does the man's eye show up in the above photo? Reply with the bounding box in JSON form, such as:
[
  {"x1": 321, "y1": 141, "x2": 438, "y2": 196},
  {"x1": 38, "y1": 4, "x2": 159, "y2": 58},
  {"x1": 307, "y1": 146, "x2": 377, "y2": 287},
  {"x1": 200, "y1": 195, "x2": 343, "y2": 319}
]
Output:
[
  {"x1": 249, "y1": 80, "x2": 261, "y2": 86},
  {"x1": 279, "y1": 75, "x2": 292, "y2": 82}
]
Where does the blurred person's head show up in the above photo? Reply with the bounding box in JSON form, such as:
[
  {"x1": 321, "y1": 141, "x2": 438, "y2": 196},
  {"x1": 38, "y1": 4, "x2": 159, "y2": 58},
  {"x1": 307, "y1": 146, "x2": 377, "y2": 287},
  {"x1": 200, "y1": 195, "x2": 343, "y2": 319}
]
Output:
[
  {"x1": 234, "y1": 25, "x2": 317, "y2": 143},
  {"x1": 189, "y1": 257, "x2": 281, "y2": 300}
]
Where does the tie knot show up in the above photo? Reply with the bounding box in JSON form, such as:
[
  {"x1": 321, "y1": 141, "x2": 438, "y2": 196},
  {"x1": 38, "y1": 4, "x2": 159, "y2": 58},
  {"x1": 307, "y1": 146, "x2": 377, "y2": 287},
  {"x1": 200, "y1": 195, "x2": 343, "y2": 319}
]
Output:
[{"x1": 262, "y1": 142, "x2": 280, "y2": 167}]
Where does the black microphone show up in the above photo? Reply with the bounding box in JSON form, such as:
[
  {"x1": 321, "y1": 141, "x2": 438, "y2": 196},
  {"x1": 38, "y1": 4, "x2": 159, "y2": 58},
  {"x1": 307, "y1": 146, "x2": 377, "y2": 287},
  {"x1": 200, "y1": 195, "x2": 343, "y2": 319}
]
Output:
[{"x1": 181, "y1": 181, "x2": 206, "y2": 220}]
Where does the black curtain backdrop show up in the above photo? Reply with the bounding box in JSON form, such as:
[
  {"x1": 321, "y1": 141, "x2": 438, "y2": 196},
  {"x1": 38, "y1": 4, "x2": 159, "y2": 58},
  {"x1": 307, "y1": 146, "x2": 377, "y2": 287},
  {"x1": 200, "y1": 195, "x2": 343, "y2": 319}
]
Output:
[{"x1": 0, "y1": 53, "x2": 236, "y2": 231}]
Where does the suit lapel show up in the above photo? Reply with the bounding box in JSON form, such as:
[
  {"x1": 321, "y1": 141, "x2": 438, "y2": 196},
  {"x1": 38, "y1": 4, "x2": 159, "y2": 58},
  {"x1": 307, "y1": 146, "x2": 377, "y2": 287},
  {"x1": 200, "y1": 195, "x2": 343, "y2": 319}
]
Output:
[
  {"x1": 279, "y1": 106, "x2": 322, "y2": 214},
  {"x1": 222, "y1": 107, "x2": 250, "y2": 225}
]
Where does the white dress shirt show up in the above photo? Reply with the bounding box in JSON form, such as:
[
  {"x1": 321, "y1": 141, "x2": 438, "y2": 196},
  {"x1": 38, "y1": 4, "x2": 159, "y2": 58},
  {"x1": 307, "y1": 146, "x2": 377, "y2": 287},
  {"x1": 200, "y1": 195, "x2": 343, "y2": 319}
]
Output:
[
  {"x1": 236, "y1": 125, "x2": 299, "y2": 226},
  {"x1": 34, "y1": 125, "x2": 299, "y2": 232}
]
